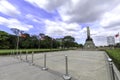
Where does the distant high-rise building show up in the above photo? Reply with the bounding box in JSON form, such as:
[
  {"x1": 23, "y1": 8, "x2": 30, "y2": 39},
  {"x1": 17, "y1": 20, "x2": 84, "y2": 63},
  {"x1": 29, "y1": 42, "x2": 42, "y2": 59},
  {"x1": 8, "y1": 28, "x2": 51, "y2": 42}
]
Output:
[{"x1": 107, "y1": 36, "x2": 115, "y2": 46}]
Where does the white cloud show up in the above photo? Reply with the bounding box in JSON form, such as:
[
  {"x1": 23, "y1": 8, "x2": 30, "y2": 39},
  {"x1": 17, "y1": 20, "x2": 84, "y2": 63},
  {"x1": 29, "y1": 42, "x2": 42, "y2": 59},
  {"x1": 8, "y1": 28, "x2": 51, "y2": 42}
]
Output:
[
  {"x1": 26, "y1": 14, "x2": 34, "y2": 19},
  {"x1": 25, "y1": 0, "x2": 119, "y2": 23},
  {"x1": 0, "y1": 17, "x2": 33, "y2": 31},
  {"x1": 22, "y1": 0, "x2": 120, "y2": 46},
  {"x1": 58, "y1": 0, "x2": 119, "y2": 23},
  {"x1": 26, "y1": 14, "x2": 43, "y2": 23},
  {"x1": 25, "y1": 0, "x2": 67, "y2": 12},
  {"x1": 0, "y1": 0, "x2": 20, "y2": 16},
  {"x1": 44, "y1": 20, "x2": 82, "y2": 38},
  {"x1": 98, "y1": 4, "x2": 120, "y2": 45},
  {"x1": 25, "y1": 0, "x2": 48, "y2": 10},
  {"x1": 100, "y1": 4, "x2": 120, "y2": 28},
  {"x1": 44, "y1": 19, "x2": 117, "y2": 46}
]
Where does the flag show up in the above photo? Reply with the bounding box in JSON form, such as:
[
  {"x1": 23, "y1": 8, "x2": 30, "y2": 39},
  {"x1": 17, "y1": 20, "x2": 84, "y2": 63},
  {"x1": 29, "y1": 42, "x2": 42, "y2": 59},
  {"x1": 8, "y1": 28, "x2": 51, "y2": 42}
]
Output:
[
  {"x1": 115, "y1": 33, "x2": 119, "y2": 38},
  {"x1": 20, "y1": 34, "x2": 26, "y2": 38},
  {"x1": 20, "y1": 32, "x2": 26, "y2": 38}
]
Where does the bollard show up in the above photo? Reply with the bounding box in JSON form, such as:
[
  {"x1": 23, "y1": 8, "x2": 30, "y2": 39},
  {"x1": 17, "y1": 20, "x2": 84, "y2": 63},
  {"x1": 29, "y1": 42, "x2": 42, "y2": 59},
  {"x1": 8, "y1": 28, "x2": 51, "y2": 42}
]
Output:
[
  {"x1": 10, "y1": 51, "x2": 12, "y2": 56},
  {"x1": 108, "y1": 58, "x2": 115, "y2": 80},
  {"x1": 16, "y1": 50, "x2": 19, "y2": 59},
  {"x1": 16, "y1": 50, "x2": 18, "y2": 59},
  {"x1": 31, "y1": 52, "x2": 34, "y2": 65},
  {"x1": 26, "y1": 51, "x2": 28, "y2": 62},
  {"x1": 15, "y1": 53, "x2": 18, "y2": 58},
  {"x1": 63, "y1": 55, "x2": 71, "y2": 80},
  {"x1": 13, "y1": 50, "x2": 15, "y2": 58},
  {"x1": 12, "y1": 51, "x2": 14, "y2": 56},
  {"x1": 17, "y1": 51, "x2": 20, "y2": 59},
  {"x1": 20, "y1": 51, "x2": 22, "y2": 60},
  {"x1": 42, "y1": 53, "x2": 48, "y2": 70},
  {"x1": 13, "y1": 51, "x2": 15, "y2": 57}
]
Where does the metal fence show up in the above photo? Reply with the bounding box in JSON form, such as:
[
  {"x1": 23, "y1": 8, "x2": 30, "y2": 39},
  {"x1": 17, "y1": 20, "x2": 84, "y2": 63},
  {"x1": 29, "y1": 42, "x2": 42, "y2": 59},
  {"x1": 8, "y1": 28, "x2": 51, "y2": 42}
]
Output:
[{"x1": 10, "y1": 50, "x2": 120, "y2": 80}]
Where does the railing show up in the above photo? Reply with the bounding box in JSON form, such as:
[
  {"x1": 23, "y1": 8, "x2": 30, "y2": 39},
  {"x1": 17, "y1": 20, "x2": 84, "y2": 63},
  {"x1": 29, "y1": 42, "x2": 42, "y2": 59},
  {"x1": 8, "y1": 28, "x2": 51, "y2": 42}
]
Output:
[
  {"x1": 10, "y1": 51, "x2": 73, "y2": 80},
  {"x1": 112, "y1": 63, "x2": 120, "y2": 80},
  {"x1": 10, "y1": 50, "x2": 120, "y2": 80},
  {"x1": 106, "y1": 53, "x2": 120, "y2": 80}
]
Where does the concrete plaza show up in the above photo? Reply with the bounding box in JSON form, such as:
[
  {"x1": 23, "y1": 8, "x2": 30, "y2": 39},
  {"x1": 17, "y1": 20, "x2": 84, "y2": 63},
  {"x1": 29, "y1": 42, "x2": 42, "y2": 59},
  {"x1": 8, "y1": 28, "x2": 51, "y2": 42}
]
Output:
[{"x1": 0, "y1": 50, "x2": 111, "y2": 80}]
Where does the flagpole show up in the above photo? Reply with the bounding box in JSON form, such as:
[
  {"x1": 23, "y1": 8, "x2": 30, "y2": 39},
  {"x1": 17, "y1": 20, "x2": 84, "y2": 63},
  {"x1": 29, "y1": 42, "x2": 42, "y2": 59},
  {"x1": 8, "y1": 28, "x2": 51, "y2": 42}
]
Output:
[
  {"x1": 10, "y1": 28, "x2": 21, "y2": 55},
  {"x1": 39, "y1": 33, "x2": 45, "y2": 49},
  {"x1": 115, "y1": 32, "x2": 120, "y2": 45},
  {"x1": 118, "y1": 32, "x2": 120, "y2": 44},
  {"x1": 119, "y1": 34, "x2": 120, "y2": 44},
  {"x1": 39, "y1": 39, "x2": 40, "y2": 49},
  {"x1": 16, "y1": 35, "x2": 19, "y2": 55},
  {"x1": 38, "y1": 36, "x2": 40, "y2": 49},
  {"x1": 50, "y1": 37, "x2": 53, "y2": 50}
]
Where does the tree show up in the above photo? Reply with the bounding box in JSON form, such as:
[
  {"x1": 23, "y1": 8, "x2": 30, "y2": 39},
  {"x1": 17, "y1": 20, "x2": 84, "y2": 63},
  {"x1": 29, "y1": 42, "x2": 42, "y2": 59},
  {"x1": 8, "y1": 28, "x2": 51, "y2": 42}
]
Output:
[
  {"x1": 115, "y1": 43, "x2": 120, "y2": 48},
  {"x1": 30, "y1": 35, "x2": 39, "y2": 48},
  {"x1": 0, "y1": 29, "x2": 81, "y2": 49},
  {"x1": 8, "y1": 35, "x2": 16, "y2": 49},
  {"x1": 0, "y1": 31, "x2": 10, "y2": 49},
  {"x1": 38, "y1": 33, "x2": 45, "y2": 48},
  {"x1": 52, "y1": 39, "x2": 60, "y2": 48},
  {"x1": 19, "y1": 33, "x2": 31, "y2": 49},
  {"x1": 55, "y1": 38, "x2": 63, "y2": 48},
  {"x1": 39, "y1": 35, "x2": 58, "y2": 49},
  {"x1": 63, "y1": 36, "x2": 75, "y2": 48},
  {"x1": 41, "y1": 35, "x2": 52, "y2": 48},
  {"x1": 63, "y1": 36, "x2": 75, "y2": 42}
]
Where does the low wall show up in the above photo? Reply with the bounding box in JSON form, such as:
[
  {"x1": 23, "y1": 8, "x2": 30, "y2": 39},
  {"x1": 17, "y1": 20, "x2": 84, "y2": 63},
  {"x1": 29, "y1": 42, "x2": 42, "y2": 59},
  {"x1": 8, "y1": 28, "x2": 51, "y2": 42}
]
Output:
[{"x1": 104, "y1": 52, "x2": 120, "y2": 80}]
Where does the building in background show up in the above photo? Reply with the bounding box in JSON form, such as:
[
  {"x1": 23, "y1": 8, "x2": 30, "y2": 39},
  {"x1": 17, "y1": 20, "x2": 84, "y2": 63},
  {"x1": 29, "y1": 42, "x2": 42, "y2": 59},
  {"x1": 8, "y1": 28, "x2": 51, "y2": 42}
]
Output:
[{"x1": 107, "y1": 36, "x2": 115, "y2": 46}]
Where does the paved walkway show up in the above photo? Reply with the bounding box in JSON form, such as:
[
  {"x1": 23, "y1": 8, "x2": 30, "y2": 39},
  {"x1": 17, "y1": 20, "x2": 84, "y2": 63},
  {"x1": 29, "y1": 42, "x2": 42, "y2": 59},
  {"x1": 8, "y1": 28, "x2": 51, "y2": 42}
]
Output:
[{"x1": 0, "y1": 50, "x2": 111, "y2": 80}]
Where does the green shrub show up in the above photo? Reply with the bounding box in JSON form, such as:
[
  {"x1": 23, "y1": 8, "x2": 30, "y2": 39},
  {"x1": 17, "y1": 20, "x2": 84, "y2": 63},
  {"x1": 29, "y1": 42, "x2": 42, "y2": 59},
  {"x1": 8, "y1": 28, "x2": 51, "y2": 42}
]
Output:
[{"x1": 0, "y1": 48, "x2": 70, "y2": 55}]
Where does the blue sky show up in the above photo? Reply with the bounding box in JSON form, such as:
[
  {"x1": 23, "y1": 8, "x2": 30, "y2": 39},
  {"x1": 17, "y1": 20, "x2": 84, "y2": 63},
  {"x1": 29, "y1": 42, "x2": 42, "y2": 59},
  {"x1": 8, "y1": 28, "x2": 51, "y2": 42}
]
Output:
[{"x1": 0, "y1": 0, "x2": 120, "y2": 46}]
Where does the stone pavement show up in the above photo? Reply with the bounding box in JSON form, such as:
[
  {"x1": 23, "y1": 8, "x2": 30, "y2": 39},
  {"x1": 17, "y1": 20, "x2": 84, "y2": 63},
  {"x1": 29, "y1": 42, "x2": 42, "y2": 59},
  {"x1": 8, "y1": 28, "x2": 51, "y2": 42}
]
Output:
[{"x1": 0, "y1": 50, "x2": 111, "y2": 80}]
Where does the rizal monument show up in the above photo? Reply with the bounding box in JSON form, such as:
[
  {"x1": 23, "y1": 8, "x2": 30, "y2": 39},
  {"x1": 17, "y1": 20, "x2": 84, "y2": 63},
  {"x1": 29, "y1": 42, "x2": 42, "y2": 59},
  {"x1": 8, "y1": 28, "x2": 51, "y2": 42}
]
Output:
[{"x1": 84, "y1": 26, "x2": 95, "y2": 49}]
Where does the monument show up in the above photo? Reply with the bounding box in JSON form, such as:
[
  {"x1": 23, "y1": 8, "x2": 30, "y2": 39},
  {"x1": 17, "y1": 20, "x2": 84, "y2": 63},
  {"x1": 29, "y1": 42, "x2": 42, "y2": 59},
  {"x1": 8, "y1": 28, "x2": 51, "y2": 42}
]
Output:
[{"x1": 84, "y1": 26, "x2": 95, "y2": 49}]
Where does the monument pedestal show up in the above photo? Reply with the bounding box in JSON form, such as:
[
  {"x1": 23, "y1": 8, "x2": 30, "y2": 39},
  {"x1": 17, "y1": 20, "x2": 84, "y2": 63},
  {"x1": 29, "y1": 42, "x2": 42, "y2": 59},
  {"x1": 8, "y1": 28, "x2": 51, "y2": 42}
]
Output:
[{"x1": 84, "y1": 39, "x2": 95, "y2": 49}]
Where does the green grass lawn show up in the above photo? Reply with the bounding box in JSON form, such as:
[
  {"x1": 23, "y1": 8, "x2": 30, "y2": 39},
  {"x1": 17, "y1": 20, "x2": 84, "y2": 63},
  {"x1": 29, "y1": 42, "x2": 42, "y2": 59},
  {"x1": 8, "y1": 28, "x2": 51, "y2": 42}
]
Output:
[
  {"x1": 0, "y1": 48, "x2": 67, "y2": 55},
  {"x1": 106, "y1": 49, "x2": 120, "y2": 71}
]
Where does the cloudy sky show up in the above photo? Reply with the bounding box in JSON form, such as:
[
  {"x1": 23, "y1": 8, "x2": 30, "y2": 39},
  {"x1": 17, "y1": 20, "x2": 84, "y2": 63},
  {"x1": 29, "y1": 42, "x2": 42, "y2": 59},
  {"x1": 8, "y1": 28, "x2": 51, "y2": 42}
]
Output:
[{"x1": 0, "y1": 0, "x2": 120, "y2": 46}]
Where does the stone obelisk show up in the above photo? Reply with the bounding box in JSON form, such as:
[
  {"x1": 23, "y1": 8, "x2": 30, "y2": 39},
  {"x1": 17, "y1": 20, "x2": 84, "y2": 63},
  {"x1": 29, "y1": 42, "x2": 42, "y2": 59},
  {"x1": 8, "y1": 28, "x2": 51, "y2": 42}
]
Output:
[{"x1": 84, "y1": 26, "x2": 95, "y2": 49}]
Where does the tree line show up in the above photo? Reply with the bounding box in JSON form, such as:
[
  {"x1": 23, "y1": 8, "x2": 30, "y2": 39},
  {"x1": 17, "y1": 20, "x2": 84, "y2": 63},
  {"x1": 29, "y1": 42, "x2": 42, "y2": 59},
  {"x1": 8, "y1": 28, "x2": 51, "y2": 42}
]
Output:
[{"x1": 0, "y1": 30, "x2": 83, "y2": 49}]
